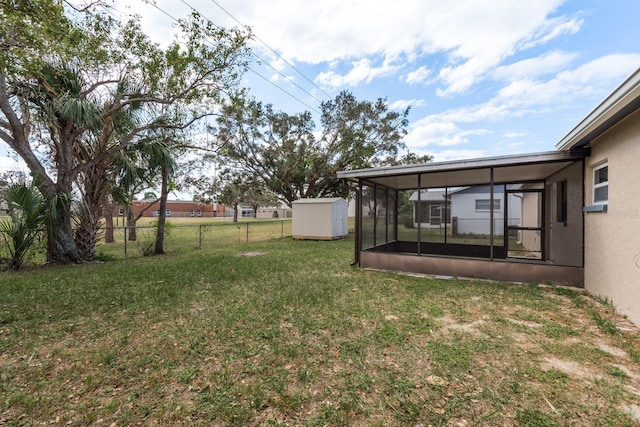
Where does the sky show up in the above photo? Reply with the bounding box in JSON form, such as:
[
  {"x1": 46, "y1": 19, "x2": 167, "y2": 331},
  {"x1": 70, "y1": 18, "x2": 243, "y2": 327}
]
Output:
[{"x1": 2, "y1": 0, "x2": 640, "y2": 173}]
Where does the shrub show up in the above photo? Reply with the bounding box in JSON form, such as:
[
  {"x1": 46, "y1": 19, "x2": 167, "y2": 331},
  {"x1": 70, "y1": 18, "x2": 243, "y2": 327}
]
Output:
[{"x1": 399, "y1": 213, "x2": 414, "y2": 229}]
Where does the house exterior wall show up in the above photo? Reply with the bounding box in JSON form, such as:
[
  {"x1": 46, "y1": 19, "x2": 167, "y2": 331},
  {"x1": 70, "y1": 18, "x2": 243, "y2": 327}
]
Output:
[
  {"x1": 583, "y1": 109, "x2": 640, "y2": 325},
  {"x1": 544, "y1": 161, "x2": 583, "y2": 267},
  {"x1": 114, "y1": 201, "x2": 224, "y2": 218},
  {"x1": 450, "y1": 189, "x2": 505, "y2": 235},
  {"x1": 412, "y1": 202, "x2": 450, "y2": 228},
  {"x1": 256, "y1": 207, "x2": 291, "y2": 219}
]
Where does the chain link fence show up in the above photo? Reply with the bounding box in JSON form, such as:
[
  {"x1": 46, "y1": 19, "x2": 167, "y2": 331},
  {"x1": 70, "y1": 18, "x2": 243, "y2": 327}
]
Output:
[
  {"x1": 0, "y1": 219, "x2": 293, "y2": 266},
  {"x1": 96, "y1": 219, "x2": 293, "y2": 259}
]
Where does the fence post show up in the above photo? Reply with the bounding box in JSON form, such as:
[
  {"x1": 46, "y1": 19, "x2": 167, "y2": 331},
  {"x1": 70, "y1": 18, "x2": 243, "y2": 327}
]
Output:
[
  {"x1": 246, "y1": 222, "x2": 249, "y2": 244},
  {"x1": 281, "y1": 219, "x2": 284, "y2": 238},
  {"x1": 199, "y1": 225, "x2": 202, "y2": 249},
  {"x1": 124, "y1": 226, "x2": 127, "y2": 258}
]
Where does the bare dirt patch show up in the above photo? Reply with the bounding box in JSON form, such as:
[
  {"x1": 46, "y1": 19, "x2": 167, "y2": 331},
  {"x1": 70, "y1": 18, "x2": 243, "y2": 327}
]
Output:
[
  {"x1": 436, "y1": 313, "x2": 487, "y2": 336},
  {"x1": 540, "y1": 357, "x2": 601, "y2": 381},
  {"x1": 238, "y1": 251, "x2": 267, "y2": 257},
  {"x1": 597, "y1": 341, "x2": 629, "y2": 358}
]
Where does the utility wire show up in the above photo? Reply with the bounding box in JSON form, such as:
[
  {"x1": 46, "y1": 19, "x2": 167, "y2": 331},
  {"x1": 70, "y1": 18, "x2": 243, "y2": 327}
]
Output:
[
  {"x1": 180, "y1": 0, "x2": 325, "y2": 106},
  {"x1": 205, "y1": 0, "x2": 333, "y2": 100},
  {"x1": 146, "y1": 0, "x2": 322, "y2": 114}
]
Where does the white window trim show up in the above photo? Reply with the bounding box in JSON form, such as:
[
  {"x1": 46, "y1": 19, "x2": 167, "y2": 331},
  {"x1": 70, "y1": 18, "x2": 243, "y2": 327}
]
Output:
[
  {"x1": 475, "y1": 198, "x2": 500, "y2": 212},
  {"x1": 593, "y1": 162, "x2": 608, "y2": 205}
]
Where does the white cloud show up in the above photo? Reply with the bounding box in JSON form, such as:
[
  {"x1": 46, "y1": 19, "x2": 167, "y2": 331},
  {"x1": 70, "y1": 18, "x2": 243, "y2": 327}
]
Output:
[
  {"x1": 390, "y1": 99, "x2": 427, "y2": 111},
  {"x1": 405, "y1": 120, "x2": 491, "y2": 149},
  {"x1": 495, "y1": 53, "x2": 640, "y2": 108},
  {"x1": 117, "y1": 0, "x2": 594, "y2": 97},
  {"x1": 518, "y1": 14, "x2": 583, "y2": 51},
  {"x1": 423, "y1": 53, "x2": 640, "y2": 127},
  {"x1": 405, "y1": 66, "x2": 433, "y2": 85},
  {"x1": 502, "y1": 131, "x2": 528, "y2": 139},
  {"x1": 315, "y1": 58, "x2": 402, "y2": 89},
  {"x1": 430, "y1": 149, "x2": 488, "y2": 162},
  {"x1": 400, "y1": 53, "x2": 640, "y2": 159},
  {"x1": 493, "y1": 50, "x2": 579, "y2": 81}
]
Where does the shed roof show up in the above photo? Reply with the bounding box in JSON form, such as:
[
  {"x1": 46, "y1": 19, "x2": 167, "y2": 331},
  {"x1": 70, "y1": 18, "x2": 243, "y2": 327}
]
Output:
[{"x1": 292, "y1": 197, "x2": 346, "y2": 205}]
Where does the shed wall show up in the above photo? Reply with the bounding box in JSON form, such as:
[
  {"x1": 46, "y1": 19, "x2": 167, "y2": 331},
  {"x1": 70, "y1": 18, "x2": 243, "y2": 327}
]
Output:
[{"x1": 292, "y1": 199, "x2": 348, "y2": 239}]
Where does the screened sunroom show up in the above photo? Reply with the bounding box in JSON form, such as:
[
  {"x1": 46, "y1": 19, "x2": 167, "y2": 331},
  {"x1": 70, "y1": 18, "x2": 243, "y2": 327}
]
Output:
[{"x1": 338, "y1": 150, "x2": 588, "y2": 286}]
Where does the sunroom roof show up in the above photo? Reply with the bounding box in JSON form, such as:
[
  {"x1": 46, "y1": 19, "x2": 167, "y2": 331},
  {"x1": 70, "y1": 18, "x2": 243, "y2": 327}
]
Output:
[{"x1": 337, "y1": 150, "x2": 587, "y2": 190}]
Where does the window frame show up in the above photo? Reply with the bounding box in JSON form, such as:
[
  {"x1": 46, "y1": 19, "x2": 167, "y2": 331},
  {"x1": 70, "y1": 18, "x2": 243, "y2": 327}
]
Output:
[
  {"x1": 557, "y1": 179, "x2": 568, "y2": 223},
  {"x1": 475, "y1": 198, "x2": 500, "y2": 212},
  {"x1": 593, "y1": 163, "x2": 608, "y2": 205}
]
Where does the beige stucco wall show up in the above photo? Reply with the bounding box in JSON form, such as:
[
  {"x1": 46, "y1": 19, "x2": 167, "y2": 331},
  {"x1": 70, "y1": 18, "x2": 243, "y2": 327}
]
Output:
[
  {"x1": 584, "y1": 109, "x2": 640, "y2": 326},
  {"x1": 545, "y1": 161, "x2": 584, "y2": 267}
]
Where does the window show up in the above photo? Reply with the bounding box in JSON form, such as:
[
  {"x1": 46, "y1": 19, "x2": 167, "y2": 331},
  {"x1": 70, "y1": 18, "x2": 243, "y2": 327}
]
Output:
[
  {"x1": 166, "y1": 209, "x2": 171, "y2": 216},
  {"x1": 118, "y1": 208, "x2": 124, "y2": 216},
  {"x1": 154, "y1": 209, "x2": 160, "y2": 216},
  {"x1": 197, "y1": 210, "x2": 202, "y2": 217},
  {"x1": 557, "y1": 180, "x2": 568, "y2": 223},
  {"x1": 593, "y1": 163, "x2": 608, "y2": 204},
  {"x1": 190, "y1": 209, "x2": 194, "y2": 217},
  {"x1": 475, "y1": 199, "x2": 500, "y2": 211}
]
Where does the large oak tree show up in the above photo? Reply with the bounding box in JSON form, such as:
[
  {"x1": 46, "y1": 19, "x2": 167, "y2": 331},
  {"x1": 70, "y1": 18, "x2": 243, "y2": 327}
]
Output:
[{"x1": 216, "y1": 91, "x2": 411, "y2": 207}]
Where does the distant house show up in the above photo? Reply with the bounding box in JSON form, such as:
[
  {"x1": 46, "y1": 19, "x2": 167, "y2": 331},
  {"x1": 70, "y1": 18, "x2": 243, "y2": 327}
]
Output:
[
  {"x1": 255, "y1": 206, "x2": 292, "y2": 219},
  {"x1": 114, "y1": 200, "x2": 225, "y2": 218},
  {"x1": 409, "y1": 189, "x2": 450, "y2": 228},
  {"x1": 409, "y1": 185, "x2": 521, "y2": 235},
  {"x1": 338, "y1": 68, "x2": 640, "y2": 326}
]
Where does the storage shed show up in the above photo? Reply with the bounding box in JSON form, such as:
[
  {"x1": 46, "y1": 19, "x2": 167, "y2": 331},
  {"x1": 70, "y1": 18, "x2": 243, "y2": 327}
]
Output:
[{"x1": 292, "y1": 198, "x2": 348, "y2": 240}]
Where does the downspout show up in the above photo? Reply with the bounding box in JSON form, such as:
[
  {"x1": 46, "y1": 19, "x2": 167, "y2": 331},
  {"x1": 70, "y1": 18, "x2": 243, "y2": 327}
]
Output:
[{"x1": 581, "y1": 157, "x2": 586, "y2": 269}]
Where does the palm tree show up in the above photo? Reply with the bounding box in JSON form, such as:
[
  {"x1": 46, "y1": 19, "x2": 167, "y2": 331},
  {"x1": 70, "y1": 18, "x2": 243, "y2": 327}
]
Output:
[
  {"x1": 21, "y1": 62, "x2": 101, "y2": 262},
  {"x1": 0, "y1": 184, "x2": 46, "y2": 270}
]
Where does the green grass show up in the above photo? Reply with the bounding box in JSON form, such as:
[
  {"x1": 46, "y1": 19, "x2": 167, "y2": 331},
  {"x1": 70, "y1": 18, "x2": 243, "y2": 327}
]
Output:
[
  {"x1": 1, "y1": 235, "x2": 640, "y2": 425},
  {"x1": 96, "y1": 218, "x2": 292, "y2": 259}
]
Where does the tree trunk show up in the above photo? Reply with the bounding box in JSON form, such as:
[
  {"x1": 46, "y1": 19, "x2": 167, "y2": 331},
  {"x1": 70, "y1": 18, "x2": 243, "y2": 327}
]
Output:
[
  {"x1": 74, "y1": 166, "x2": 107, "y2": 261},
  {"x1": 45, "y1": 200, "x2": 80, "y2": 263},
  {"x1": 103, "y1": 202, "x2": 115, "y2": 243},
  {"x1": 154, "y1": 164, "x2": 169, "y2": 255},
  {"x1": 74, "y1": 204, "x2": 99, "y2": 261},
  {"x1": 232, "y1": 201, "x2": 239, "y2": 223},
  {"x1": 126, "y1": 207, "x2": 137, "y2": 241}
]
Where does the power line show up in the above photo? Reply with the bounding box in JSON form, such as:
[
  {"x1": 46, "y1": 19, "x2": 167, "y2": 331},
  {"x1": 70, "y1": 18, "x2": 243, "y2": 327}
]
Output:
[
  {"x1": 105, "y1": 1, "x2": 324, "y2": 114},
  {"x1": 205, "y1": 0, "x2": 333, "y2": 100},
  {"x1": 248, "y1": 68, "x2": 321, "y2": 114},
  {"x1": 179, "y1": 0, "x2": 326, "y2": 107}
]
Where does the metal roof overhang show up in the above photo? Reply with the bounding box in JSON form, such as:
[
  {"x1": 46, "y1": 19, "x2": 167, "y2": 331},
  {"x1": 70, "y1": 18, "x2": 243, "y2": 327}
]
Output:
[{"x1": 337, "y1": 150, "x2": 587, "y2": 190}]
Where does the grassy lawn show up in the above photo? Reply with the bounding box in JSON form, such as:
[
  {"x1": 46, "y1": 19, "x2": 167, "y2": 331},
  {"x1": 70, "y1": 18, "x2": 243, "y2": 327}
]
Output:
[{"x1": 1, "y1": 236, "x2": 640, "y2": 425}]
